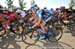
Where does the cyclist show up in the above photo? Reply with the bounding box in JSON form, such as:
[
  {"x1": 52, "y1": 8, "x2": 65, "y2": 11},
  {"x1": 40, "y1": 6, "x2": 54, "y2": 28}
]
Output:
[
  {"x1": 16, "y1": 8, "x2": 26, "y2": 18},
  {"x1": 43, "y1": 8, "x2": 55, "y2": 24},
  {"x1": 0, "y1": 9, "x2": 10, "y2": 30},
  {"x1": 42, "y1": 7, "x2": 50, "y2": 20},
  {"x1": 28, "y1": 5, "x2": 47, "y2": 40},
  {"x1": 50, "y1": 8, "x2": 54, "y2": 15},
  {"x1": 6, "y1": 10, "x2": 16, "y2": 22},
  {"x1": 15, "y1": 8, "x2": 26, "y2": 23}
]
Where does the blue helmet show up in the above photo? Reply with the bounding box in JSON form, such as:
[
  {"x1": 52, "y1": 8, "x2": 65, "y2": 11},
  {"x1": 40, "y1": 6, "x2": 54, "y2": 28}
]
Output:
[
  {"x1": 32, "y1": 4, "x2": 37, "y2": 8},
  {"x1": 30, "y1": 4, "x2": 38, "y2": 11}
]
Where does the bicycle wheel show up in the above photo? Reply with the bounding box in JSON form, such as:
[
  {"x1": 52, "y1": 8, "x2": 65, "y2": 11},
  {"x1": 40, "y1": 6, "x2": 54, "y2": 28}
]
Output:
[
  {"x1": 0, "y1": 27, "x2": 6, "y2": 37},
  {"x1": 22, "y1": 27, "x2": 39, "y2": 45},
  {"x1": 69, "y1": 24, "x2": 75, "y2": 36},
  {"x1": 12, "y1": 24, "x2": 24, "y2": 35},
  {"x1": 47, "y1": 28, "x2": 63, "y2": 42}
]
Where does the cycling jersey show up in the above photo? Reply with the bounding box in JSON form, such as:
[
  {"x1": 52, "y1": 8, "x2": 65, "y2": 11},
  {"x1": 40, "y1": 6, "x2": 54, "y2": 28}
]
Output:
[
  {"x1": 37, "y1": 9, "x2": 42, "y2": 20},
  {"x1": 44, "y1": 8, "x2": 50, "y2": 15},
  {"x1": 6, "y1": 12, "x2": 15, "y2": 22},
  {"x1": 50, "y1": 9, "x2": 54, "y2": 14},
  {"x1": 43, "y1": 8, "x2": 50, "y2": 19},
  {"x1": 16, "y1": 9, "x2": 26, "y2": 18}
]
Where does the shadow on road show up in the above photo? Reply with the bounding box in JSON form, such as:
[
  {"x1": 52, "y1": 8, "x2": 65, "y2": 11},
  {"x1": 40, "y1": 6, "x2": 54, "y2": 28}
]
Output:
[
  {"x1": 24, "y1": 40, "x2": 74, "y2": 49},
  {"x1": 59, "y1": 41, "x2": 74, "y2": 49},
  {"x1": 0, "y1": 31, "x2": 74, "y2": 49},
  {"x1": 0, "y1": 34, "x2": 21, "y2": 49},
  {"x1": 43, "y1": 41, "x2": 64, "y2": 49},
  {"x1": 25, "y1": 40, "x2": 64, "y2": 49}
]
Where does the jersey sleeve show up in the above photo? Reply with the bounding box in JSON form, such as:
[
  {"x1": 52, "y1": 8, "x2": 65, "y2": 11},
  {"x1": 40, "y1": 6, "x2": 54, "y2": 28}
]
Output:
[{"x1": 37, "y1": 10, "x2": 42, "y2": 20}]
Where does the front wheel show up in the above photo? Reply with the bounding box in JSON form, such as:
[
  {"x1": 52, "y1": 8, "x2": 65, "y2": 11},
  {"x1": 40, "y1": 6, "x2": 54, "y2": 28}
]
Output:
[
  {"x1": 22, "y1": 28, "x2": 39, "y2": 45},
  {"x1": 47, "y1": 29, "x2": 63, "y2": 42}
]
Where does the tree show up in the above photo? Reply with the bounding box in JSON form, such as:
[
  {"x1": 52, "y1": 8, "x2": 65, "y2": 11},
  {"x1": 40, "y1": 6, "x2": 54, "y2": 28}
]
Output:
[
  {"x1": 69, "y1": 0, "x2": 75, "y2": 9},
  {"x1": 12, "y1": 5, "x2": 16, "y2": 10},
  {"x1": 31, "y1": 0, "x2": 36, "y2": 6},
  {"x1": 6, "y1": 0, "x2": 14, "y2": 9},
  {"x1": 0, "y1": 5, "x2": 3, "y2": 8},
  {"x1": 18, "y1": 0, "x2": 26, "y2": 10}
]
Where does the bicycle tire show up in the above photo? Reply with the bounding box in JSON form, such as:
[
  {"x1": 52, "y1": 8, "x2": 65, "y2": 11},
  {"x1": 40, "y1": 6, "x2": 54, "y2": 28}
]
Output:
[
  {"x1": 22, "y1": 28, "x2": 39, "y2": 45},
  {"x1": 48, "y1": 29, "x2": 63, "y2": 42}
]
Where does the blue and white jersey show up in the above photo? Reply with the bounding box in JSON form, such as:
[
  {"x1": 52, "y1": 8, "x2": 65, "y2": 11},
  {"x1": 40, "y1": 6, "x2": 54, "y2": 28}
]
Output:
[
  {"x1": 37, "y1": 9, "x2": 42, "y2": 20},
  {"x1": 44, "y1": 9, "x2": 50, "y2": 15},
  {"x1": 43, "y1": 8, "x2": 50, "y2": 19}
]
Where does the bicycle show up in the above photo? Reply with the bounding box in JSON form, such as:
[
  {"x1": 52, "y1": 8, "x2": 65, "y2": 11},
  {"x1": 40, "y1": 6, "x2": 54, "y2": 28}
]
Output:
[
  {"x1": 22, "y1": 19, "x2": 63, "y2": 45},
  {"x1": 9, "y1": 18, "x2": 24, "y2": 35}
]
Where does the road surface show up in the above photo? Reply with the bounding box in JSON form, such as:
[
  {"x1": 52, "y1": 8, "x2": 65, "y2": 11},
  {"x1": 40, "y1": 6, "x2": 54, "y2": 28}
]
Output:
[{"x1": 0, "y1": 31, "x2": 75, "y2": 49}]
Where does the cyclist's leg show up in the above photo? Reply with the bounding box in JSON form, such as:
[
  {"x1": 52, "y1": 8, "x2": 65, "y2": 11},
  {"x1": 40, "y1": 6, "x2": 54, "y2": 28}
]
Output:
[
  {"x1": 31, "y1": 16, "x2": 47, "y2": 40},
  {"x1": 40, "y1": 22, "x2": 46, "y2": 33},
  {"x1": 32, "y1": 16, "x2": 46, "y2": 33},
  {"x1": 39, "y1": 22, "x2": 47, "y2": 40},
  {"x1": 32, "y1": 16, "x2": 40, "y2": 28}
]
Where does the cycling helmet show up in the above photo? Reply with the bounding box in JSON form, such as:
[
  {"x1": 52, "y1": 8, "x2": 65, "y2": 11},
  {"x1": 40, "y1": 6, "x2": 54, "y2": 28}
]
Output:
[
  {"x1": 31, "y1": 4, "x2": 38, "y2": 8},
  {"x1": 31, "y1": 4, "x2": 38, "y2": 11}
]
